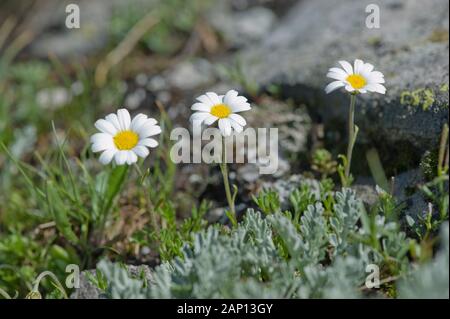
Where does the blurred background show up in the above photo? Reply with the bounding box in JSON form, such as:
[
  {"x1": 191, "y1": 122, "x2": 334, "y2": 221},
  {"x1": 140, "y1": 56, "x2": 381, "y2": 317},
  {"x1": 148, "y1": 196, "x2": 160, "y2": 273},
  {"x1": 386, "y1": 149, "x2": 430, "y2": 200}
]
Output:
[{"x1": 0, "y1": 0, "x2": 448, "y2": 297}]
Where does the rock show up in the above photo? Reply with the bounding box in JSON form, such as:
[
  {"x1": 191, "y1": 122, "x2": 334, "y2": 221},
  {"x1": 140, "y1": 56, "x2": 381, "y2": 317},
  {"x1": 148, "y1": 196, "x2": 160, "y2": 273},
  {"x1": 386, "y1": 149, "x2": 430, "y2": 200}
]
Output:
[
  {"x1": 71, "y1": 270, "x2": 103, "y2": 299},
  {"x1": 209, "y1": 5, "x2": 277, "y2": 48},
  {"x1": 352, "y1": 184, "x2": 379, "y2": 207},
  {"x1": 71, "y1": 264, "x2": 153, "y2": 299},
  {"x1": 124, "y1": 88, "x2": 147, "y2": 110},
  {"x1": 147, "y1": 75, "x2": 168, "y2": 92},
  {"x1": 392, "y1": 168, "x2": 429, "y2": 221},
  {"x1": 238, "y1": 0, "x2": 449, "y2": 152},
  {"x1": 28, "y1": 0, "x2": 110, "y2": 59},
  {"x1": 353, "y1": 168, "x2": 437, "y2": 221},
  {"x1": 166, "y1": 59, "x2": 215, "y2": 91}
]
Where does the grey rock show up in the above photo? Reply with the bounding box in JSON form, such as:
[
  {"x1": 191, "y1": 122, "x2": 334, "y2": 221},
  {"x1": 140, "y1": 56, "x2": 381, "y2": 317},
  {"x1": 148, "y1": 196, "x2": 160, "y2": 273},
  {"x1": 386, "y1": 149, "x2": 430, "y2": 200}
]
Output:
[
  {"x1": 71, "y1": 270, "x2": 103, "y2": 299},
  {"x1": 353, "y1": 168, "x2": 435, "y2": 221},
  {"x1": 124, "y1": 88, "x2": 147, "y2": 110},
  {"x1": 392, "y1": 168, "x2": 429, "y2": 221},
  {"x1": 147, "y1": 75, "x2": 168, "y2": 92},
  {"x1": 209, "y1": 5, "x2": 277, "y2": 48},
  {"x1": 352, "y1": 184, "x2": 379, "y2": 207},
  {"x1": 259, "y1": 169, "x2": 432, "y2": 221},
  {"x1": 238, "y1": 0, "x2": 449, "y2": 151},
  {"x1": 166, "y1": 59, "x2": 215, "y2": 91},
  {"x1": 29, "y1": 0, "x2": 110, "y2": 58},
  {"x1": 71, "y1": 264, "x2": 153, "y2": 299}
]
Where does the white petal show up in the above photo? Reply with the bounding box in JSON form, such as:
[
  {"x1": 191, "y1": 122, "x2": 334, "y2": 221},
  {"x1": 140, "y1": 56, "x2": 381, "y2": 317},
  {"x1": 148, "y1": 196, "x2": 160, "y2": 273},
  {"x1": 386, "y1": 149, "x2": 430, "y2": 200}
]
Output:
[
  {"x1": 133, "y1": 145, "x2": 150, "y2": 158},
  {"x1": 224, "y1": 90, "x2": 239, "y2": 106},
  {"x1": 362, "y1": 63, "x2": 374, "y2": 75},
  {"x1": 354, "y1": 59, "x2": 364, "y2": 74},
  {"x1": 371, "y1": 71, "x2": 384, "y2": 78},
  {"x1": 92, "y1": 141, "x2": 114, "y2": 153},
  {"x1": 196, "y1": 94, "x2": 214, "y2": 106},
  {"x1": 105, "y1": 114, "x2": 121, "y2": 131},
  {"x1": 367, "y1": 73, "x2": 385, "y2": 84},
  {"x1": 204, "y1": 114, "x2": 218, "y2": 125},
  {"x1": 345, "y1": 85, "x2": 356, "y2": 93},
  {"x1": 205, "y1": 92, "x2": 222, "y2": 105},
  {"x1": 230, "y1": 100, "x2": 251, "y2": 113},
  {"x1": 138, "y1": 138, "x2": 158, "y2": 148},
  {"x1": 114, "y1": 151, "x2": 128, "y2": 165},
  {"x1": 339, "y1": 60, "x2": 353, "y2": 74},
  {"x1": 228, "y1": 113, "x2": 246, "y2": 126},
  {"x1": 131, "y1": 114, "x2": 155, "y2": 132},
  {"x1": 130, "y1": 114, "x2": 146, "y2": 131},
  {"x1": 327, "y1": 71, "x2": 347, "y2": 81},
  {"x1": 99, "y1": 149, "x2": 116, "y2": 165},
  {"x1": 229, "y1": 119, "x2": 243, "y2": 133},
  {"x1": 95, "y1": 119, "x2": 117, "y2": 135},
  {"x1": 117, "y1": 109, "x2": 131, "y2": 131},
  {"x1": 190, "y1": 112, "x2": 211, "y2": 124},
  {"x1": 91, "y1": 133, "x2": 112, "y2": 145},
  {"x1": 325, "y1": 81, "x2": 345, "y2": 94},
  {"x1": 365, "y1": 83, "x2": 386, "y2": 94},
  {"x1": 138, "y1": 123, "x2": 161, "y2": 138},
  {"x1": 126, "y1": 151, "x2": 138, "y2": 164},
  {"x1": 218, "y1": 119, "x2": 232, "y2": 137},
  {"x1": 191, "y1": 102, "x2": 211, "y2": 112},
  {"x1": 329, "y1": 67, "x2": 348, "y2": 78}
]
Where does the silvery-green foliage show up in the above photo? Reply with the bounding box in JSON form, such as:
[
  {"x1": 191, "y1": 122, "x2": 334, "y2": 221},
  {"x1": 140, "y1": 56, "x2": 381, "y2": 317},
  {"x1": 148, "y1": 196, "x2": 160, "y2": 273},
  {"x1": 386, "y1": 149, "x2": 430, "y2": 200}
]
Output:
[
  {"x1": 96, "y1": 189, "x2": 446, "y2": 299},
  {"x1": 270, "y1": 203, "x2": 328, "y2": 268},
  {"x1": 357, "y1": 213, "x2": 410, "y2": 267},
  {"x1": 329, "y1": 188, "x2": 362, "y2": 256},
  {"x1": 297, "y1": 251, "x2": 370, "y2": 298},
  {"x1": 149, "y1": 210, "x2": 291, "y2": 298},
  {"x1": 96, "y1": 260, "x2": 150, "y2": 299},
  {"x1": 398, "y1": 222, "x2": 449, "y2": 299}
]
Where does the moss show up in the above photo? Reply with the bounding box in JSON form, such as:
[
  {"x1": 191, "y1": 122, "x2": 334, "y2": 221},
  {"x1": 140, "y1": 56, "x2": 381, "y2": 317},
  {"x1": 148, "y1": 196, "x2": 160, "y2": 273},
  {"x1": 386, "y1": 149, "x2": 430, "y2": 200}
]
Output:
[
  {"x1": 400, "y1": 88, "x2": 436, "y2": 111},
  {"x1": 420, "y1": 150, "x2": 439, "y2": 181},
  {"x1": 367, "y1": 36, "x2": 382, "y2": 47},
  {"x1": 428, "y1": 28, "x2": 449, "y2": 43}
]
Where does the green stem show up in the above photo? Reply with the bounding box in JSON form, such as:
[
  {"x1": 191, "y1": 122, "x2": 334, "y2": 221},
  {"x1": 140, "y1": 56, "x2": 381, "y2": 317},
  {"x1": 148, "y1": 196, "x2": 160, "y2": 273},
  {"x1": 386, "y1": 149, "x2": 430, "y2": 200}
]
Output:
[
  {"x1": 219, "y1": 138, "x2": 236, "y2": 224},
  {"x1": 0, "y1": 287, "x2": 12, "y2": 299},
  {"x1": 345, "y1": 94, "x2": 358, "y2": 183},
  {"x1": 32, "y1": 271, "x2": 68, "y2": 299},
  {"x1": 134, "y1": 164, "x2": 159, "y2": 234}
]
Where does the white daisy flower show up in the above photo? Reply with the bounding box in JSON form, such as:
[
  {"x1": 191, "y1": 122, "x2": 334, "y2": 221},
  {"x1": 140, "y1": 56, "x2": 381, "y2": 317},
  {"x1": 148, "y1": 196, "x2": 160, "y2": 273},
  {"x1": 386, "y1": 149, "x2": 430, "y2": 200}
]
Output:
[
  {"x1": 325, "y1": 59, "x2": 386, "y2": 94},
  {"x1": 91, "y1": 108, "x2": 161, "y2": 165},
  {"x1": 190, "y1": 90, "x2": 251, "y2": 137}
]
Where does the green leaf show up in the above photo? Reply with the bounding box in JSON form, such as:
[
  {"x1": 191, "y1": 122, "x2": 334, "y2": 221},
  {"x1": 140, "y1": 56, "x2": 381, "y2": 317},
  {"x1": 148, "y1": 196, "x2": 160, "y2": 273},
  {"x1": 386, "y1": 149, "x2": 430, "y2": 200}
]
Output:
[
  {"x1": 46, "y1": 181, "x2": 78, "y2": 243},
  {"x1": 100, "y1": 165, "x2": 129, "y2": 219}
]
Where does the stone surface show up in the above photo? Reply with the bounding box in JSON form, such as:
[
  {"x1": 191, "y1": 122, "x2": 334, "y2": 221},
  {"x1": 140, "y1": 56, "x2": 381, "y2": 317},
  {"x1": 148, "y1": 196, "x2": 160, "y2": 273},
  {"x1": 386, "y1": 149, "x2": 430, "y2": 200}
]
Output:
[
  {"x1": 392, "y1": 168, "x2": 429, "y2": 220},
  {"x1": 71, "y1": 264, "x2": 153, "y2": 299},
  {"x1": 166, "y1": 58, "x2": 215, "y2": 91},
  {"x1": 238, "y1": 0, "x2": 449, "y2": 151},
  {"x1": 71, "y1": 270, "x2": 103, "y2": 299},
  {"x1": 28, "y1": 0, "x2": 110, "y2": 59},
  {"x1": 209, "y1": 5, "x2": 277, "y2": 48}
]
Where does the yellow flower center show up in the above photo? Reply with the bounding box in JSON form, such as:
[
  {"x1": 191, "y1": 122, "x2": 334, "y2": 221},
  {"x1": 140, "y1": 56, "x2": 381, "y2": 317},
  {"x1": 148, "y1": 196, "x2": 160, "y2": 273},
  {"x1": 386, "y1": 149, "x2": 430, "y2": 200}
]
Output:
[
  {"x1": 113, "y1": 130, "x2": 139, "y2": 150},
  {"x1": 210, "y1": 104, "x2": 231, "y2": 118},
  {"x1": 346, "y1": 74, "x2": 366, "y2": 89}
]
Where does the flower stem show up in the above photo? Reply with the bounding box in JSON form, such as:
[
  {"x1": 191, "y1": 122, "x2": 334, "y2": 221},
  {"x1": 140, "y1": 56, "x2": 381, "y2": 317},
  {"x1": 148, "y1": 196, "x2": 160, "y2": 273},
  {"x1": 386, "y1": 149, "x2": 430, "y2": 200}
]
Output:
[
  {"x1": 134, "y1": 164, "x2": 160, "y2": 234},
  {"x1": 344, "y1": 93, "x2": 358, "y2": 184},
  {"x1": 219, "y1": 138, "x2": 237, "y2": 226},
  {"x1": 32, "y1": 271, "x2": 68, "y2": 299}
]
